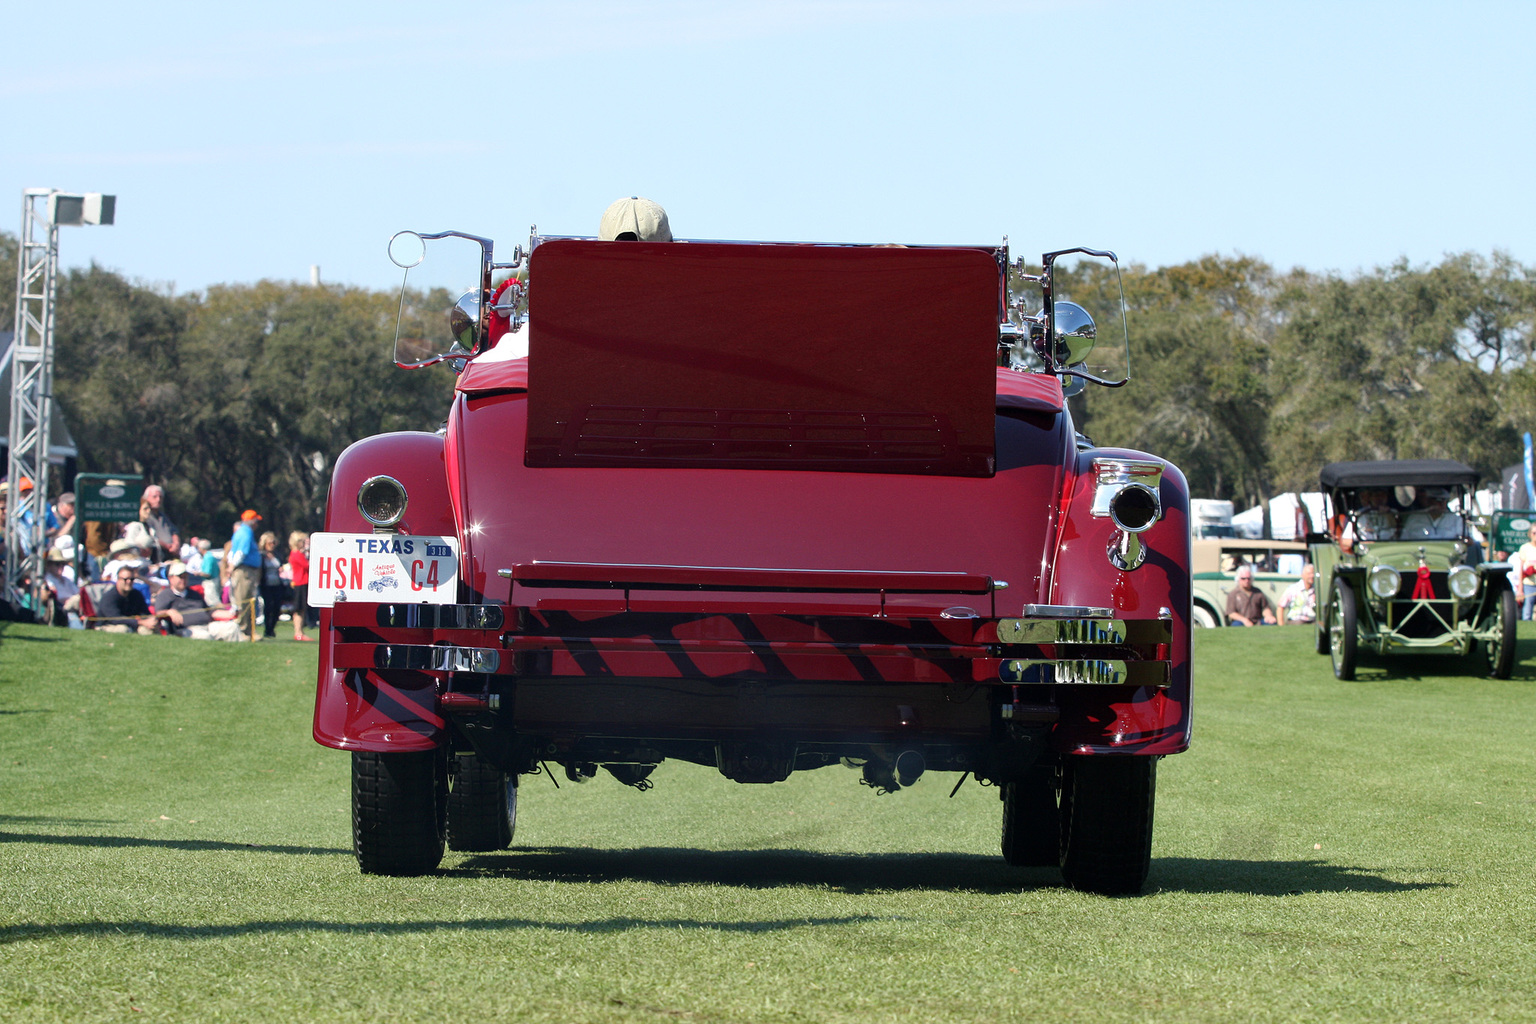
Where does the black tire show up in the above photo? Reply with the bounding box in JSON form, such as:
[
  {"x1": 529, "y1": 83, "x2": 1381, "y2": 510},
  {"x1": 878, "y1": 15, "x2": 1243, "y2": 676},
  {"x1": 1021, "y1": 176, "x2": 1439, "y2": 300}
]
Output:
[
  {"x1": 447, "y1": 753, "x2": 517, "y2": 852},
  {"x1": 352, "y1": 749, "x2": 446, "y2": 876},
  {"x1": 1315, "y1": 617, "x2": 1330, "y2": 655},
  {"x1": 1484, "y1": 586, "x2": 1517, "y2": 680},
  {"x1": 1058, "y1": 755, "x2": 1156, "y2": 896},
  {"x1": 1000, "y1": 766, "x2": 1059, "y2": 867},
  {"x1": 1330, "y1": 582, "x2": 1357, "y2": 681}
]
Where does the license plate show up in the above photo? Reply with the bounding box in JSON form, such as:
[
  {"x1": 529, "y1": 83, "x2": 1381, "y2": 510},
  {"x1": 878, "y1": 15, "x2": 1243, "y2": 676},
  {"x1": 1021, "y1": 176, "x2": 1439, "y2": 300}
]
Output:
[{"x1": 308, "y1": 532, "x2": 459, "y2": 607}]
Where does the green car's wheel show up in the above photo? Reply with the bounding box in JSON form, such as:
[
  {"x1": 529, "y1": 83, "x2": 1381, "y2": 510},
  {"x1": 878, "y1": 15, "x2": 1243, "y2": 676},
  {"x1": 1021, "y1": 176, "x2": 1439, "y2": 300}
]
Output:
[
  {"x1": 1330, "y1": 582, "x2": 1357, "y2": 681},
  {"x1": 1483, "y1": 587, "x2": 1517, "y2": 680}
]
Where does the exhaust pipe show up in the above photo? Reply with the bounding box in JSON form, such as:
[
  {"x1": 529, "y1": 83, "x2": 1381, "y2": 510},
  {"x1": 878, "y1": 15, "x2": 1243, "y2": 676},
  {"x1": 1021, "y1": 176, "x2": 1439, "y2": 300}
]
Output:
[{"x1": 895, "y1": 749, "x2": 925, "y2": 788}]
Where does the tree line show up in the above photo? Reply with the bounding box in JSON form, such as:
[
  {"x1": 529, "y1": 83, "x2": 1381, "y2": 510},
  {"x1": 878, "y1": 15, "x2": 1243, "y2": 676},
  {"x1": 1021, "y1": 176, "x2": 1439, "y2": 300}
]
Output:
[
  {"x1": 4, "y1": 232, "x2": 1534, "y2": 544},
  {"x1": 2, "y1": 231, "x2": 456, "y2": 547},
  {"x1": 1054, "y1": 250, "x2": 1535, "y2": 509}
]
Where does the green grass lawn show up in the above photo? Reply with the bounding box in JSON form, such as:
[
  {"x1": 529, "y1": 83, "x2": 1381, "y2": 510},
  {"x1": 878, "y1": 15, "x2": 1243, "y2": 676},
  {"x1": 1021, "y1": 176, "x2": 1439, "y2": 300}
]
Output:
[{"x1": 3, "y1": 621, "x2": 1535, "y2": 1022}]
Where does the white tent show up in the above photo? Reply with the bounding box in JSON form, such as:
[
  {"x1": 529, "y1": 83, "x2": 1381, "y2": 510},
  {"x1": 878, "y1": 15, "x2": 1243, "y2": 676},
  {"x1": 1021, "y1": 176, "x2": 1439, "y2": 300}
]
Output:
[{"x1": 1232, "y1": 493, "x2": 1329, "y2": 540}]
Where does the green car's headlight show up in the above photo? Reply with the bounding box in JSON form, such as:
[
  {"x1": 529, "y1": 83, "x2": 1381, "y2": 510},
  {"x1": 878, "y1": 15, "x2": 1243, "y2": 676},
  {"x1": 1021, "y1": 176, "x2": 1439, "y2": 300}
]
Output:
[
  {"x1": 1369, "y1": 565, "x2": 1401, "y2": 599},
  {"x1": 1448, "y1": 565, "x2": 1480, "y2": 600}
]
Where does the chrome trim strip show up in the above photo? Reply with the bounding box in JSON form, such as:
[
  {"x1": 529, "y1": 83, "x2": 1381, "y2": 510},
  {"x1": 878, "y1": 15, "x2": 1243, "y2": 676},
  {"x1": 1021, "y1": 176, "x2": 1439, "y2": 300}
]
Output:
[
  {"x1": 375, "y1": 645, "x2": 501, "y2": 674},
  {"x1": 377, "y1": 604, "x2": 506, "y2": 630},
  {"x1": 997, "y1": 618, "x2": 1126, "y2": 644},
  {"x1": 999, "y1": 659, "x2": 1168, "y2": 686},
  {"x1": 1022, "y1": 604, "x2": 1114, "y2": 618},
  {"x1": 1088, "y1": 458, "x2": 1164, "y2": 519}
]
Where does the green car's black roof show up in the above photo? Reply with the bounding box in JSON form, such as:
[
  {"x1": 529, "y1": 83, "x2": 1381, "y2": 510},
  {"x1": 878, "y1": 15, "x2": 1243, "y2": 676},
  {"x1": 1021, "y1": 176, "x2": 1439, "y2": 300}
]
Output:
[{"x1": 1319, "y1": 459, "x2": 1479, "y2": 489}]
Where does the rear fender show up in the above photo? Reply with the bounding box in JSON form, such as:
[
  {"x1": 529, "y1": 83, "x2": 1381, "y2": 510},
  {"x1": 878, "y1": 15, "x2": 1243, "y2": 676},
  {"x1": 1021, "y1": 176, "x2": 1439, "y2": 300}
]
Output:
[
  {"x1": 1048, "y1": 448, "x2": 1192, "y2": 755},
  {"x1": 313, "y1": 431, "x2": 456, "y2": 753}
]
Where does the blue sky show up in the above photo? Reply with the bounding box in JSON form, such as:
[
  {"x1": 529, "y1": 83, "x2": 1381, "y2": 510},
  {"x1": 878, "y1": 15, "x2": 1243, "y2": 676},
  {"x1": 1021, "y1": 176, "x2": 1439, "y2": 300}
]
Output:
[{"x1": 4, "y1": 0, "x2": 1533, "y2": 295}]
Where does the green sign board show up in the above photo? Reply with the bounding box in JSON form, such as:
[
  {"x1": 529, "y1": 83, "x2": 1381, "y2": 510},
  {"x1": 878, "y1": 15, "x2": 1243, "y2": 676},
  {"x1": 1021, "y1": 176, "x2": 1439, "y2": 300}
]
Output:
[
  {"x1": 75, "y1": 473, "x2": 144, "y2": 524},
  {"x1": 1489, "y1": 509, "x2": 1536, "y2": 557}
]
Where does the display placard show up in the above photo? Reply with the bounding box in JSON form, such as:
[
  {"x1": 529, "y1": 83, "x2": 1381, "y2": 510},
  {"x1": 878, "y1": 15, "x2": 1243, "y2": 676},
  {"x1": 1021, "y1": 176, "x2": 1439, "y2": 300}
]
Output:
[{"x1": 74, "y1": 473, "x2": 144, "y2": 523}]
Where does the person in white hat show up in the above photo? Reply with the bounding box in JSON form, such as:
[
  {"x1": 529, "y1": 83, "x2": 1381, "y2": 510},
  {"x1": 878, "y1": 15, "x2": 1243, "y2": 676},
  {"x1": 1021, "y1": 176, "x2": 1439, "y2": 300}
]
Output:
[
  {"x1": 598, "y1": 196, "x2": 672, "y2": 242},
  {"x1": 42, "y1": 546, "x2": 82, "y2": 628}
]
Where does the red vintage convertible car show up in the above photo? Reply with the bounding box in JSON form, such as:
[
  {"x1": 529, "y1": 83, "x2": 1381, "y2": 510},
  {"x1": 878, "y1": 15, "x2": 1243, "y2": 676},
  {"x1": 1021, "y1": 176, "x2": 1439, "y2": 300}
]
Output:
[{"x1": 311, "y1": 221, "x2": 1191, "y2": 895}]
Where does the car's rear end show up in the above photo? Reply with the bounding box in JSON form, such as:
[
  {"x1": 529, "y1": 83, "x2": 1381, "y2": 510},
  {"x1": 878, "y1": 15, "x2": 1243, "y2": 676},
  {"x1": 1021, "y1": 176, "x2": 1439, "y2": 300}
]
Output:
[{"x1": 314, "y1": 238, "x2": 1191, "y2": 893}]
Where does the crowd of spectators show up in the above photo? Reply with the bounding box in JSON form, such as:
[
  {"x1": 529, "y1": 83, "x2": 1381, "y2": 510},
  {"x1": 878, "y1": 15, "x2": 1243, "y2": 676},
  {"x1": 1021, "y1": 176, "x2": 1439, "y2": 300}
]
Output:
[{"x1": 3, "y1": 480, "x2": 314, "y2": 641}]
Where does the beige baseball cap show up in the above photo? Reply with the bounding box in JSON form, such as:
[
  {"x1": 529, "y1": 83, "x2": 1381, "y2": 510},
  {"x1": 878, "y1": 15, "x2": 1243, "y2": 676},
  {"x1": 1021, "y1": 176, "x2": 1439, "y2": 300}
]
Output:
[{"x1": 599, "y1": 196, "x2": 672, "y2": 242}]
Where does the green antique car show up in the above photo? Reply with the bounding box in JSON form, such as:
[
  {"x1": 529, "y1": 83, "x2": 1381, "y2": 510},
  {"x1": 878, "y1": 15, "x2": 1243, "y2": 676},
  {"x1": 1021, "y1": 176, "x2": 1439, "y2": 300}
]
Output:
[{"x1": 1310, "y1": 460, "x2": 1515, "y2": 680}]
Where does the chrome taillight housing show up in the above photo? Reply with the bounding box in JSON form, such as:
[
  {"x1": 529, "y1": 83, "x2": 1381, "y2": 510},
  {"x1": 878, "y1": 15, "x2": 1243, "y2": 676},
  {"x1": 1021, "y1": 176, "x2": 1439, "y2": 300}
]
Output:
[{"x1": 358, "y1": 475, "x2": 408, "y2": 528}]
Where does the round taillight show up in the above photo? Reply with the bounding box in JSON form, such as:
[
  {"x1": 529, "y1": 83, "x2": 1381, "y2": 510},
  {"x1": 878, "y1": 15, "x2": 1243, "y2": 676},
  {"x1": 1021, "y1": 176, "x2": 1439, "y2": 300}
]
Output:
[
  {"x1": 1109, "y1": 484, "x2": 1160, "y2": 533},
  {"x1": 358, "y1": 475, "x2": 408, "y2": 528}
]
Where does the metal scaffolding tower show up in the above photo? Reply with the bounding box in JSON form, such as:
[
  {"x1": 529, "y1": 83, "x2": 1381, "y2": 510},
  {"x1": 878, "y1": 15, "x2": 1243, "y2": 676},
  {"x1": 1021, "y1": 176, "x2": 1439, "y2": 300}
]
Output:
[{"x1": 5, "y1": 189, "x2": 113, "y2": 613}]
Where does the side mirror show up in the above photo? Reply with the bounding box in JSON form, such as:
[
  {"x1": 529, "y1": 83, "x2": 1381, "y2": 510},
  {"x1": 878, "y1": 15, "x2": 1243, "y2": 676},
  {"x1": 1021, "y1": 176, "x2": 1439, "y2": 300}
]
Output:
[
  {"x1": 388, "y1": 230, "x2": 426, "y2": 269},
  {"x1": 447, "y1": 289, "x2": 480, "y2": 352},
  {"x1": 1051, "y1": 301, "x2": 1096, "y2": 367}
]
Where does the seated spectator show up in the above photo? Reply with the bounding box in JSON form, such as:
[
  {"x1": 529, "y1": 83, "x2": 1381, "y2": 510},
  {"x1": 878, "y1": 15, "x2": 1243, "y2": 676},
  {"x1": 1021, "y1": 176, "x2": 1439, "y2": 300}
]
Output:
[
  {"x1": 1278, "y1": 564, "x2": 1317, "y2": 625},
  {"x1": 153, "y1": 561, "x2": 243, "y2": 640},
  {"x1": 1226, "y1": 565, "x2": 1276, "y2": 626},
  {"x1": 102, "y1": 539, "x2": 149, "y2": 583},
  {"x1": 94, "y1": 566, "x2": 158, "y2": 634},
  {"x1": 42, "y1": 547, "x2": 83, "y2": 629}
]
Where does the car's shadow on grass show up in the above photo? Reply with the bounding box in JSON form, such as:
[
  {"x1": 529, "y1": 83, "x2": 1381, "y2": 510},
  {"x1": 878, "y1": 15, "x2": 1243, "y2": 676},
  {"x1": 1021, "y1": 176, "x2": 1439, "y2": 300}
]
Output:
[
  {"x1": 0, "y1": 827, "x2": 347, "y2": 857},
  {"x1": 446, "y1": 846, "x2": 1446, "y2": 896},
  {"x1": 1343, "y1": 635, "x2": 1536, "y2": 681},
  {"x1": 0, "y1": 912, "x2": 885, "y2": 945}
]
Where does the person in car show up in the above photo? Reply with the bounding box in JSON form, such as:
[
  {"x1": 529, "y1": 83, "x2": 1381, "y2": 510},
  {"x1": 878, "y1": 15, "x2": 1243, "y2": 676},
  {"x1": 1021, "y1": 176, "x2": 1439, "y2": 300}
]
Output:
[
  {"x1": 1339, "y1": 488, "x2": 1397, "y2": 551},
  {"x1": 1226, "y1": 564, "x2": 1276, "y2": 626},
  {"x1": 1399, "y1": 487, "x2": 1463, "y2": 540},
  {"x1": 599, "y1": 196, "x2": 672, "y2": 242}
]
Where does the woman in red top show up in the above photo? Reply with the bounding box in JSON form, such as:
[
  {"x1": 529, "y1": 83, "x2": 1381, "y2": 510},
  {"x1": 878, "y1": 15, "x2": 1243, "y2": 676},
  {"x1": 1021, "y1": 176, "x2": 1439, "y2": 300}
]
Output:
[{"x1": 287, "y1": 531, "x2": 312, "y2": 641}]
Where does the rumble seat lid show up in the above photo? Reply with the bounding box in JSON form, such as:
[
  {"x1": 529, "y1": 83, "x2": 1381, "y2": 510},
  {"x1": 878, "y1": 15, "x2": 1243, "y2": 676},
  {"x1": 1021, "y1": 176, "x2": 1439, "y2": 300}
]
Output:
[{"x1": 518, "y1": 239, "x2": 1003, "y2": 476}]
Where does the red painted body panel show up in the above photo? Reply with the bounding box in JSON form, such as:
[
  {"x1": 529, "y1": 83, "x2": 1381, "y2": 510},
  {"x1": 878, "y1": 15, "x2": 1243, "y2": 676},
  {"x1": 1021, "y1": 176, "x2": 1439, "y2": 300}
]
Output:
[
  {"x1": 313, "y1": 242, "x2": 1190, "y2": 773},
  {"x1": 451, "y1": 390, "x2": 1067, "y2": 609},
  {"x1": 523, "y1": 241, "x2": 1002, "y2": 476},
  {"x1": 312, "y1": 432, "x2": 456, "y2": 752},
  {"x1": 1049, "y1": 451, "x2": 1193, "y2": 755}
]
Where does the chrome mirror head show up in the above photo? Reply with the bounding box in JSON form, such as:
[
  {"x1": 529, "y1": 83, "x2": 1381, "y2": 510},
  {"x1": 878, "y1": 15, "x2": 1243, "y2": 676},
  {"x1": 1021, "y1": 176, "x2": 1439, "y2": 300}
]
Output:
[
  {"x1": 387, "y1": 230, "x2": 426, "y2": 269},
  {"x1": 1052, "y1": 301, "x2": 1097, "y2": 367},
  {"x1": 448, "y1": 289, "x2": 480, "y2": 352}
]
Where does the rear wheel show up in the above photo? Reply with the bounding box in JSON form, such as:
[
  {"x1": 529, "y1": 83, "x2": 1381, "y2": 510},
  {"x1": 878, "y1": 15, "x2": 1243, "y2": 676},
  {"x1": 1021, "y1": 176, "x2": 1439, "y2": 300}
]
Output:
[
  {"x1": 447, "y1": 753, "x2": 517, "y2": 852},
  {"x1": 1483, "y1": 587, "x2": 1517, "y2": 680},
  {"x1": 1000, "y1": 766, "x2": 1059, "y2": 867},
  {"x1": 1191, "y1": 604, "x2": 1219, "y2": 629},
  {"x1": 1329, "y1": 582, "x2": 1357, "y2": 681},
  {"x1": 352, "y1": 749, "x2": 446, "y2": 876},
  {"x1": 1058, "y1": 755, "x2": 1156, "y2": 896}
]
